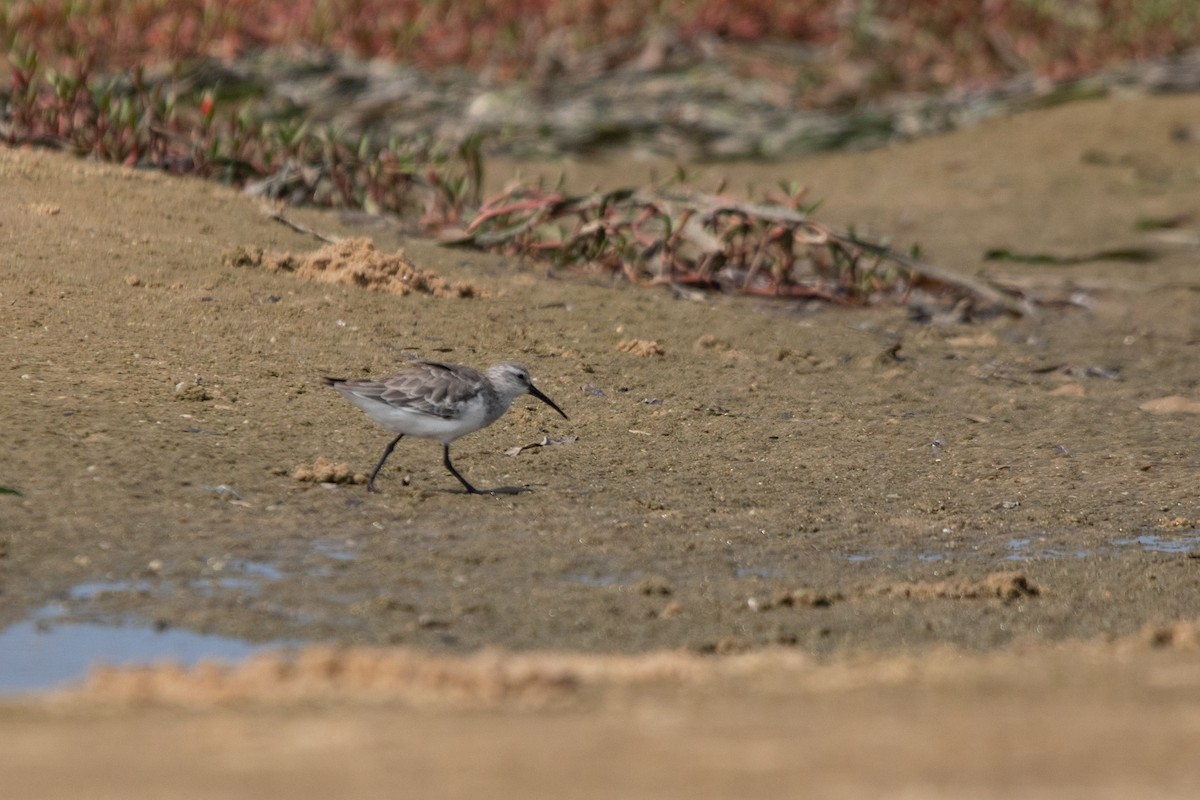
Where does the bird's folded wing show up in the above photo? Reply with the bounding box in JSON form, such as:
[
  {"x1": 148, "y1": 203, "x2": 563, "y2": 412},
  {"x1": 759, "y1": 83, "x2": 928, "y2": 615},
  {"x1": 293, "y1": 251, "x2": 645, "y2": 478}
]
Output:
[{"x1": 371, "y1": 361, "x2": 487, "y2": 419}]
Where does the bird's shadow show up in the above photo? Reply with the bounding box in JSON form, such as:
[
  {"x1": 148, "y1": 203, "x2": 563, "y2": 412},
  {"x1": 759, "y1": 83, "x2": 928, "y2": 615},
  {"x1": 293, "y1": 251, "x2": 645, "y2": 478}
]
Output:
[
  {"x1": 481, "y1": 485, "x2": 531, "y2": 496},
  {"x1": 431, "y1": 485, "x2": 532, "y2": 496}
]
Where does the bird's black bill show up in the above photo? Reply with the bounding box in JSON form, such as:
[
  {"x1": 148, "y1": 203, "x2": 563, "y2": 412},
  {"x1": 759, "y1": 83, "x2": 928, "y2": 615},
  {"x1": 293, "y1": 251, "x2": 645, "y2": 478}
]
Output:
[{"x1": 529, "y1": 384, "x2": 568, "y2": 420}]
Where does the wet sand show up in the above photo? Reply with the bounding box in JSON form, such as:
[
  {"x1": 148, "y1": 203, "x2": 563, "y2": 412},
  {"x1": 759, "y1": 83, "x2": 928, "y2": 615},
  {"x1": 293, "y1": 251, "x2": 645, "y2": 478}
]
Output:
[{"x1": 2, "y1": 92, "x2": 1200, "y2": 795}]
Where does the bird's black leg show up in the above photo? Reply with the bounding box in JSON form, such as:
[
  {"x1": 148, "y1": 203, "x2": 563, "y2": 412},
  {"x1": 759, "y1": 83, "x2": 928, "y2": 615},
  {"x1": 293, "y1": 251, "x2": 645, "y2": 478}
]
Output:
[
  {"x1": 367, "y1": 433, "x2": 405, "y2": 493},
  {"x1": 442, "y1": 444, "x2": 481, "y2": 494}
]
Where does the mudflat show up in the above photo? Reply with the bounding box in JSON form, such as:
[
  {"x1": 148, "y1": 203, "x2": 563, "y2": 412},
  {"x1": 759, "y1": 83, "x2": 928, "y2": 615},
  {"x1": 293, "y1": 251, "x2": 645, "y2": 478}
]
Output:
[{"x1": 2, "y1": 92, "x2": 1199, "y2": 797}]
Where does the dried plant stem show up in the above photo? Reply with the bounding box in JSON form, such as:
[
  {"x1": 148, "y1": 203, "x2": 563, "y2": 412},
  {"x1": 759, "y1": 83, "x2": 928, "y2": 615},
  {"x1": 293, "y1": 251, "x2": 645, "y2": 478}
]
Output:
[{"x1": 446, "y1": 185, "x2": 1036, "y2": 315}]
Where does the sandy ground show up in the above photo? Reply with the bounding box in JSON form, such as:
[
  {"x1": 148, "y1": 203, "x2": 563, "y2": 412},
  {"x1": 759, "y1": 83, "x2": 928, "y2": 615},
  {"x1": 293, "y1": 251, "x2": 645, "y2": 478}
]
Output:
[{"x1": 2, "y1": 92, "x2": 1200, "y2": 796}]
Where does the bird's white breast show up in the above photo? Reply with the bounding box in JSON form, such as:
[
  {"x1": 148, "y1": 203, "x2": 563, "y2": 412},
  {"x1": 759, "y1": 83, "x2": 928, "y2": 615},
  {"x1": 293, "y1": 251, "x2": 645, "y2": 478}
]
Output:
[{"x1": 343, "y1": 390, "x2": 493, "y2": 443}]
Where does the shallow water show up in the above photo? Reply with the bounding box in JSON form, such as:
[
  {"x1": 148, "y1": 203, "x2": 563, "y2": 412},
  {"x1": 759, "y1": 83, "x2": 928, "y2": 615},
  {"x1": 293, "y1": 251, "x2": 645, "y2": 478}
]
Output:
[
  {"x1": 0, "y1": 613, "x2": 288, "y2": 694},
  {"x1": 0, "y1": 555, "x2": 318, "y2": 693},
  {"x1": 7, "y1": 526, "x2": 1195, "y2": 694}
]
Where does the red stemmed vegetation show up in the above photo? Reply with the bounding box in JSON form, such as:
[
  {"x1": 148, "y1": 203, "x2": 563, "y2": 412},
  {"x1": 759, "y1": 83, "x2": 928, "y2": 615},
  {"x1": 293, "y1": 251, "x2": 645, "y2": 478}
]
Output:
[{"x1": 6, "y1": 1, "x2": 1185, "y2": 314}]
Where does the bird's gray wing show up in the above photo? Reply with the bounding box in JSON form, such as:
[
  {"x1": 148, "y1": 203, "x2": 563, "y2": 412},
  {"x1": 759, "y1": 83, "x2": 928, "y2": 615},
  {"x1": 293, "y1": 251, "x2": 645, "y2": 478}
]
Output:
[{"x1": 370, "y1": 360, "x2": 488, "y2": 419}]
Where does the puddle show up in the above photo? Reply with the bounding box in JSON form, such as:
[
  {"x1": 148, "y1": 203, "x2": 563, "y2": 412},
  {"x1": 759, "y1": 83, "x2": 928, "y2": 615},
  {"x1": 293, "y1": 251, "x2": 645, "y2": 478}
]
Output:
[
  {"x1": 0, "y1": 615, "x2": 288, "y2": 695},
  {"x1": 312, "y1": 539, "x2": 360, "y2": 562},
  {"x1": 31, "y1": 579, "x2": 168, "y2": 624},
  {"x1": 0, "y1": 543, "x2": 379, "y2": 694},
  {"x1": 1114, "y1": 533, "x2": 1200, "y2": 554},
  {"x1": 1006, "y1": 533, "x2": 1200, "y2": 560},
  {"x1": 235, "y1": 560, "x2": 286, "y2": 580},
  {"x1": 840, "y1": 551, "x2": 951, "y2": 564},
  {"x1": 68, "y1": 580, "x2": 156, "y2": 601},
  {"x1": 735, "y1": 565, "x2": 787, "y2": 579},
  {"x1": 1003, "y1": 538, "x2": 1093, "y2": 561},
  {"x1": 190, "y1": 558, "x2": 286, "y2": 593},
  {"x1": 843, "y1": 532, "x2": 1200, "y2": 566},
  {"x1": 0, "y1": 566, "x2": 296, "y2": 694},
  {"x1": 563, "y1": 573, "x2": 623, "y2": 587},
  {"x1": 302, "y1": 541, "x2": 362, "y2": 577}
]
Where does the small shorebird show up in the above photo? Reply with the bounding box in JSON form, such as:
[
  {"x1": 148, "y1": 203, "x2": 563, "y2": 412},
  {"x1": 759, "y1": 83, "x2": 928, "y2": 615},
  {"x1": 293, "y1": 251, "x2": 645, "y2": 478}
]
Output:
[{"x1": 323, "y1": 360, "x2": 568, "y2": 493}]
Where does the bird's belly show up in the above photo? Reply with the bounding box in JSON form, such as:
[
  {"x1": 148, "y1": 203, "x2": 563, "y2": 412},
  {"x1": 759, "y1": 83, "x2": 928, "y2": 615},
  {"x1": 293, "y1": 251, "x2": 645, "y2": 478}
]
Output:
[{"x1": 359, "y1": 397, "x2": 491, "y2": 442}]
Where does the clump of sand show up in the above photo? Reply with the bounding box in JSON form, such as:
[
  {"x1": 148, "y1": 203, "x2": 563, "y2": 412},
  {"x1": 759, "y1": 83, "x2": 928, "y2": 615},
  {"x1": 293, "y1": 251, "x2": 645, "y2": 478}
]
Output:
[
  {"x1": 616, "y1": 339, "x2": 665, "y2": 357},
  {"x1": 225, "y1": 238, "x2": 484, "y2": 298},
  {"x1": 292, "y1": 456, "x2": 366, "y2": 486},
  {"x1": 864, "y1": 571, "x2": 1040, "y2": 601},
  {"x1": 750, "y1": 571, "x2": 1040, "y2": 612}
]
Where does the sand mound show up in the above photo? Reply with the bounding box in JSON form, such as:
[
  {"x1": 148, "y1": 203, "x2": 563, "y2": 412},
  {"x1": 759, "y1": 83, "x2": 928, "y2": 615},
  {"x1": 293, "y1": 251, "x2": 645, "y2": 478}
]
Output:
[{"x1": 225, "y1": 238, "x2": 484, "y2": 298}]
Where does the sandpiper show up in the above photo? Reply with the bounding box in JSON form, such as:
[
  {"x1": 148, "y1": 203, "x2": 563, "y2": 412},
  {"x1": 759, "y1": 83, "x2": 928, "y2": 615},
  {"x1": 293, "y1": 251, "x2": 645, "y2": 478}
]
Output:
[{"x1": 322, "y1": 359, "x2": 568, "y2": 493}]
